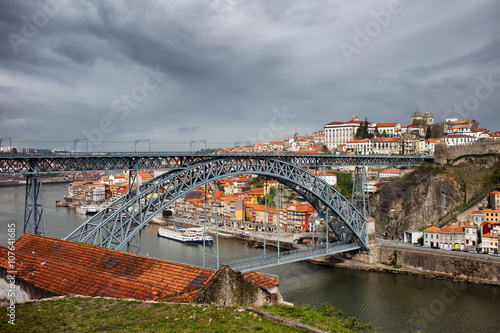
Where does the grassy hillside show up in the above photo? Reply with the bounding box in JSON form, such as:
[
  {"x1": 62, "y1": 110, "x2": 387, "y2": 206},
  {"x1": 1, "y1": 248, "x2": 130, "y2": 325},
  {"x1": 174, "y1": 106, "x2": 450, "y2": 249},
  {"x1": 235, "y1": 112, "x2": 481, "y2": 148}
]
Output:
[{"x1": 0, "y1": 297, "x2": 372, "y2": 332}]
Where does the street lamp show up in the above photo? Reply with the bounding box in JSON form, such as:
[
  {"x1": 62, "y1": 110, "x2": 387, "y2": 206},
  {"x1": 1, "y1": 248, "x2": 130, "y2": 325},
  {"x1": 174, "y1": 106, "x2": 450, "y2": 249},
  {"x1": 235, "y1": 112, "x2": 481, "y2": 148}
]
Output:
[
  {"x1": 135, "y1": 139, "x2": 151, "y2": 153},
  {"x1": 190, "y1": 140, "x2": 207, "y2": 153},
  {"x1": 74, "y1": 138, "x2": 88, "y2": 154},
  {"x1": 0, "y1": 137, "x2": 12, "y2": 155}
]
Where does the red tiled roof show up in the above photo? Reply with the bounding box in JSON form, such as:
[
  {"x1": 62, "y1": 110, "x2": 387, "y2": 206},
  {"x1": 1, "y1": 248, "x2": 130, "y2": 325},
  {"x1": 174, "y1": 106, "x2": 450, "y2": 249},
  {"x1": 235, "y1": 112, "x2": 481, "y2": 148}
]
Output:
[
  {"x1": 425, "y1": 226, "x2": 440, "y2": 232},
  {"x1": 380, "y1": 168, "x2": 400, "y2": 174},
  {"x1": 440, "y1": 226, "x2": 455, "y2": 233},
  {"x1": 376, "y1": 137, "x2": 398, "y2": 142},
  {"x1": 0, "y1": 234, "x2": 278, "y2": 303},
  {"x1": 243, "y1": 272, "x2": 279, "y2": 289},
  {"x1": 347, "y1": 138, "x2": 372, "y2": 143}
]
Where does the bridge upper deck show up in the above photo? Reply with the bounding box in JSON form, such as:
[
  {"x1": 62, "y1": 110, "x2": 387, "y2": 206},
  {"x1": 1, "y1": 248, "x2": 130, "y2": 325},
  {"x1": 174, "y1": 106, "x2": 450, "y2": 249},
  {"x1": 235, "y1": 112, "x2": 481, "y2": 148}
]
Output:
[{"x1": 0, "y1": 152, "x2": 433, "y2": 175}]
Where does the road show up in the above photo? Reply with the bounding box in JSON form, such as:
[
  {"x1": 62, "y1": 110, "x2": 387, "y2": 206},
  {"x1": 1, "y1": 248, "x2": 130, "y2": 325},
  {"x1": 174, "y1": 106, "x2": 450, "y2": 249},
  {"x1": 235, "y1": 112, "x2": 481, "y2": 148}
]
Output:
[{"x1": 378, "y1": 238, "x2": 500, "y2": 261}]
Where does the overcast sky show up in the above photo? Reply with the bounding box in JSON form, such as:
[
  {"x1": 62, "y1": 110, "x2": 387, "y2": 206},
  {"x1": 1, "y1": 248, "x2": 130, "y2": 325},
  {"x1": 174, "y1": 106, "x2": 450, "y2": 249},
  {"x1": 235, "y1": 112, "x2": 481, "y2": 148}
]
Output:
[{"x1": 1, "y1": 0, "x2": 499, "y2": 151}]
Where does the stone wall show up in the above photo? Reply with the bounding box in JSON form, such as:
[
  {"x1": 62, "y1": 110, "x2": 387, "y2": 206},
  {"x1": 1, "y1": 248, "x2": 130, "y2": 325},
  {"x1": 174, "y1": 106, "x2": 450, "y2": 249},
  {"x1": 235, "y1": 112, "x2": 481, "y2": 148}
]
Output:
[
  {"x1": 435, "y1": 141, "x2": 500, "y2": 165},
  {"x1": 377, "y1": 245, "x2": 500, "y2": 284},
  {"x1": 194, "y1": 265, "x2": 281, "y2": 306},
  {"x1": 0, "y1": 268, "x2": 59, "y2": 305}
]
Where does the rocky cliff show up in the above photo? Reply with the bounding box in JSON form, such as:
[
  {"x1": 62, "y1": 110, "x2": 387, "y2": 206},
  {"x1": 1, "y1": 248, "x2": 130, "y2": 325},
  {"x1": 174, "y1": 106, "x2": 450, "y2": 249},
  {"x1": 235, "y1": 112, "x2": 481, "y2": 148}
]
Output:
[{"x1": 370, "y1": 155, "x2": 500, "y2": 238}]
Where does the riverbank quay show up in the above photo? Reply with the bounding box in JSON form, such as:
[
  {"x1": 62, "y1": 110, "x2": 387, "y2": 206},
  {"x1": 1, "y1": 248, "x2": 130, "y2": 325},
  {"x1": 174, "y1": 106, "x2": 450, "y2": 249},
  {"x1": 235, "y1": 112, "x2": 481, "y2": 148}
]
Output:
[{"x1": 311, "y1": 243, "x2": 500, "y2": 287}]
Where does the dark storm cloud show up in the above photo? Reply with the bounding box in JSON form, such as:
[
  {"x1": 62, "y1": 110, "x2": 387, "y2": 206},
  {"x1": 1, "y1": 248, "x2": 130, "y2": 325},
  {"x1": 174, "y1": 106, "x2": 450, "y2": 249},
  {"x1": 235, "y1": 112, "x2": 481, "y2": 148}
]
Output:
[{"x1": 1, "y1": 0, "x2": 499, "y2": 151}]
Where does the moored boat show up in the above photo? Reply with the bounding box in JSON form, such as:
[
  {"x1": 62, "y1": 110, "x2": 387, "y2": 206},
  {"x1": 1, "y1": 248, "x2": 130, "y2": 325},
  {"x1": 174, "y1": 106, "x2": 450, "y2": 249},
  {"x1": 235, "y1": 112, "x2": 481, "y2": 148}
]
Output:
[
  {"x1": 55, "y1": 200, "x2": 69, "y2": 207},
  {"x1": 157, "y1": 226, "x2": 199, "y2": 245},
  {"x1": 76, "y1": 205, "x2": 98, "y2": 215},
  {"x1": 185, "y1": 228, "x2": 214, "y2": 245}
]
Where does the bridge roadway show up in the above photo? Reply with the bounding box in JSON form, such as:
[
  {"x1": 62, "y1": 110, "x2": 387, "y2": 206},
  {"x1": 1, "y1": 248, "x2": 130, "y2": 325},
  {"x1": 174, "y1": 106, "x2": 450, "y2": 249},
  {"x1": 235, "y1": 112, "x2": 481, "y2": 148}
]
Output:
[
  {"x1": 208, "y1": 242, "x2": 362, "y2": 272},
  {"x1": 0, "y1": 152, "x2": 433, "y2": 174}
]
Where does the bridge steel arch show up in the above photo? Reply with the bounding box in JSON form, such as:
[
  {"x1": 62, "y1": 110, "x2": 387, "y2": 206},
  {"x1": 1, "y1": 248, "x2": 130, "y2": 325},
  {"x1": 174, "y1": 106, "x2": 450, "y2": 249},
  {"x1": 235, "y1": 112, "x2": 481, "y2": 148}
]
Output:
[{"x1": 66, "y1": 156, "x2": 369, "y2": 252}]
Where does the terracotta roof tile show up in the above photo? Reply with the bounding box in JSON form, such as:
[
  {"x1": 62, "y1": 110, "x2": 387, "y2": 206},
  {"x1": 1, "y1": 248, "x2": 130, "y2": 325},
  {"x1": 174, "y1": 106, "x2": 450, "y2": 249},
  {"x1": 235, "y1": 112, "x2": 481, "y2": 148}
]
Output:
[{"x1": 243, "y1": 272, "x2": 280, "y2": 289}]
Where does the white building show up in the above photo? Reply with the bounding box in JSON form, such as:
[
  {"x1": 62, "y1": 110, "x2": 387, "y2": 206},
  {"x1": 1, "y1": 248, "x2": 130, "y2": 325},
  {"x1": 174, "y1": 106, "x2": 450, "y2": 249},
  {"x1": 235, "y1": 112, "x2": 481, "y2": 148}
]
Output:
[
  {"x1": 425, "y1": 138, "x2": 445, "y2": 155},
  {"x1": 372, "y1": 137, "x2": 399, "y2": 155},
  {"x1": 309, "y1": 171, "x2": 337, "y2": 186},
  {"x1": 464, "y1": 222, "x2": 478, "y2": 249},
  {"x1": 324, "y1": 115, "x2": 376, "y2": 150},
  {"x1": 345, "y1": 138, "x2": 373, "y2": 155},
  {"x1": 481, "y1": 233, "x2": 498, "y2": 253},
  {"x1": 379, "y1": 168, "x2": 401, "y2": 178},
  {"x1": 469, "y1": 210, "x2": 484, "y2": 226},
  {"x1": 442, "y1": 134, "x2": 477, "y2": 147},
  {"x1": 376, "y1": 122, "x2": 401, "y2": 136},
  {"x1": 404, "y1": 230, "x2": 423, "y2": 244}
]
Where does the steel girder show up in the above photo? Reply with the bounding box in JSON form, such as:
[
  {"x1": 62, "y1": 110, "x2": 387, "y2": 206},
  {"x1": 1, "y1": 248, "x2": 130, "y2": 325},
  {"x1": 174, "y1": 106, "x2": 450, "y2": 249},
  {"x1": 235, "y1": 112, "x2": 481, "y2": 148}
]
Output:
[
  {"x1": 66, "y1": 157, "x2": 369, "y2": 251},
  {"x1": 352, "y1": 166, "x2": 370, "y2": 218},
  {"x1": 1, "y1": 153, "x2": 433, "y2": 175},
  {"x1": 24, "y1": 176, "x2": 46, "y2": 235}
]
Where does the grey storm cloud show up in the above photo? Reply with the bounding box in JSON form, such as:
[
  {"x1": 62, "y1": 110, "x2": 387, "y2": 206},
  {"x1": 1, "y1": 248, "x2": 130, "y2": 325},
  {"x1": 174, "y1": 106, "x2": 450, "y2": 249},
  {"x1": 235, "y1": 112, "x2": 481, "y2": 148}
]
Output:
[{"x1": 1, "y1": 0, "x2": 499, "y2": 151}]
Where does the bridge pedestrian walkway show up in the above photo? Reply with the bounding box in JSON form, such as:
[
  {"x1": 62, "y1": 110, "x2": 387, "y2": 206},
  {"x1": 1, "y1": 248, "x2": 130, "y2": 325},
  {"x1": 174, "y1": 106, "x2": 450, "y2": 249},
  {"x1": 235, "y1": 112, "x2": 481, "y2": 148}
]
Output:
[{"x1": 208, "y1": 242, "x2": 361, "y2": 272}]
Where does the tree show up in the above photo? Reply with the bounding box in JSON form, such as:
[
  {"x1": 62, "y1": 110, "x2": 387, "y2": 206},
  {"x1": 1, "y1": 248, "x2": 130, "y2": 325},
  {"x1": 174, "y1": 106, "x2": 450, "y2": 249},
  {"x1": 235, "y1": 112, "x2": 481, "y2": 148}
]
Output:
[
  {"x1": 425, "y1": 126, "x2": 432, "y2": 139},
  {"x1": 355, "y1": 118, "x2": 372, "y2": 139}
]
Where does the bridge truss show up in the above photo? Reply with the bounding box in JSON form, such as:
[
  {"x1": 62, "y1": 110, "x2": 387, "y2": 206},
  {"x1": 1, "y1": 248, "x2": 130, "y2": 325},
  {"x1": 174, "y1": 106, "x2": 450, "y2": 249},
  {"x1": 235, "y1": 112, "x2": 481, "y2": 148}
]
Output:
[{"x1": 0, "y1": 153, "x2": 433, "y2": 174}]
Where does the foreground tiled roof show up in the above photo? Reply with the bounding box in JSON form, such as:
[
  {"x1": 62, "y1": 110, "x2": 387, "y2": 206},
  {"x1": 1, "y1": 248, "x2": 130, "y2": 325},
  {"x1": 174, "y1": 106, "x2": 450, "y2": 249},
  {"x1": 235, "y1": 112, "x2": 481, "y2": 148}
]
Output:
[
  {"x1": 0, "y1": 234, "x2": 279, "y2": 303},
  {"x1": 0, "y1": 233, "x2": 217, "y2": 303}
]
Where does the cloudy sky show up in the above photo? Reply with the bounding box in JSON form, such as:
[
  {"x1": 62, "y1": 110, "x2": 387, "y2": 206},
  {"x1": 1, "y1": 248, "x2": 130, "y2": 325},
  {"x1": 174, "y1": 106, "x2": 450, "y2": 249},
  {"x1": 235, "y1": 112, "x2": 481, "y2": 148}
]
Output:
[{"x1": 1, "y1": 0, "x2": 499, "y2": 151}]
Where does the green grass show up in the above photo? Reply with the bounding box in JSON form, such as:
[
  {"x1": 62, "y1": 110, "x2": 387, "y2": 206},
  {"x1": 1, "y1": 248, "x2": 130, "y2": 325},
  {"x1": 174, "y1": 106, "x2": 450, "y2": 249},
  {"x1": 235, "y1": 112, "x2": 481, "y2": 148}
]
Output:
[
  {"x1": 261, "y1": 302, "x2": 374, "y2": 332},
  {"x1": 0, "y1": 297, "x2": 372, "y2": 332}
]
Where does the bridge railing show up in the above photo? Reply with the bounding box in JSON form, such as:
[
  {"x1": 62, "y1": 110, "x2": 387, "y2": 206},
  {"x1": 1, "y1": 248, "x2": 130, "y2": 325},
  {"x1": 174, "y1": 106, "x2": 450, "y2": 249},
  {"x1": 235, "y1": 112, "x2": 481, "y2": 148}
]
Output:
[{"x1": 207, "y1": 241, "x2": 361, "y2": 271}]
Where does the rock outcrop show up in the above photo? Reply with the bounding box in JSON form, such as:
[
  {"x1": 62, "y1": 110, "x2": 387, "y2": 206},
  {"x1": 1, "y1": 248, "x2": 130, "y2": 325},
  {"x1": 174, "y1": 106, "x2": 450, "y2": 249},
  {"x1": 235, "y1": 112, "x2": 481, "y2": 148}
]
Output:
[{"x1": 371, "y1": 155, "x2": 500, "y2": 237}]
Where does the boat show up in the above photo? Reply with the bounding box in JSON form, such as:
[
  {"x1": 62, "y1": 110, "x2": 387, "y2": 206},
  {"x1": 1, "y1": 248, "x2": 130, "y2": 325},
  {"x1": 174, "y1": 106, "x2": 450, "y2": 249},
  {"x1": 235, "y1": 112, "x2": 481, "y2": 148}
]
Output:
[
  {"x1": 76, "y1": 205, "x2": 98, "y2": 215},
  {"x1": 247, "y1": 239, "x2": 262, "y2": 248},
  {"x1": 185, "y1": 228, "x2": 214, "y2": 245},
  {"x1": 157, "y1": 226, "x2": 199, "y2": 245},
  {"x1": 247, "y1": 240, "x2": 259, "y2": 248},
  {"x1": 55, "y1": 200, "x2": 68, "y2": 207}
]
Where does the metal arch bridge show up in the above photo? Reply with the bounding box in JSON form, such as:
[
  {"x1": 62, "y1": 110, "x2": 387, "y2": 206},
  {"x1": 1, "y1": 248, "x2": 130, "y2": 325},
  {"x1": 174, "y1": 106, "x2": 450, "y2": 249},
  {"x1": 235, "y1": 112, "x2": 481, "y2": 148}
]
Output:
[{"x1": 0, "y1": 152, "x2": 433, "y2": 174}]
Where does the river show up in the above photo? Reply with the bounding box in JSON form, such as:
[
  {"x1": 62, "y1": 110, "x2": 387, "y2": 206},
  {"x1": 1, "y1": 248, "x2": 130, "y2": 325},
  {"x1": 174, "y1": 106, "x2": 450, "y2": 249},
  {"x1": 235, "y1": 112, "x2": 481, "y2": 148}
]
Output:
[{"x1": 1, "y1": 183, "x2": 499, "y2": 332}]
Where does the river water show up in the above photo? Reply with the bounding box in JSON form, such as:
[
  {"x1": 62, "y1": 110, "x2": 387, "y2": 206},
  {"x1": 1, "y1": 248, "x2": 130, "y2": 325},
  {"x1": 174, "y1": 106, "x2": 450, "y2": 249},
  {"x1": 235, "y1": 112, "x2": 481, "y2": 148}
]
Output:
[{"x1": 1, "y1": 183, "x2": 499, "y2": 332}]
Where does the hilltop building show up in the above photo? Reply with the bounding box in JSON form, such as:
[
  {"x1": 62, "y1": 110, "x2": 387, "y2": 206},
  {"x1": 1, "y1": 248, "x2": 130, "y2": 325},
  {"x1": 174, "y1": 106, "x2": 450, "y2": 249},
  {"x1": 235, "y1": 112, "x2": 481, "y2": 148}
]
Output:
[
  {"x1": 410, "y1": 109, "x2": 434, "y2": 125},
  {"x1": 324, "y1": 114, "x2": 376, "y2": 150}
]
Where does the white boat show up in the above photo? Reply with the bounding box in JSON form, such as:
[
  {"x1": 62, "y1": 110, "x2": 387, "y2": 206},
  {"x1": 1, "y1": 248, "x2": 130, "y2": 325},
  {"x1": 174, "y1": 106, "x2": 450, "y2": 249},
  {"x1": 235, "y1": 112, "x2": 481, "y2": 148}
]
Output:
[
  {"x1": 76, "y1": 205, "x2": 99, "y2": 215},
  {"x1": 157, "y1": 226, "x2": 199, "y2": 245},
  {"x1": 186, "y1": 228, "x2": 214, "y2": 245}
]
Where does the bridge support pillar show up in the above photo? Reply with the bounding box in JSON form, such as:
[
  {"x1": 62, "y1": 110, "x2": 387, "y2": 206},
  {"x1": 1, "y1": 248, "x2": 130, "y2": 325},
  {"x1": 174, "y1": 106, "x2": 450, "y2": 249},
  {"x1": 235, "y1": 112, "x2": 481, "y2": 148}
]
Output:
[
  {"x1": 352, "y1": 166, "x2": 370, "y2": 217},
  {"x1": 24, "y1": 176, "x2": 46, "y2": 235}
]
